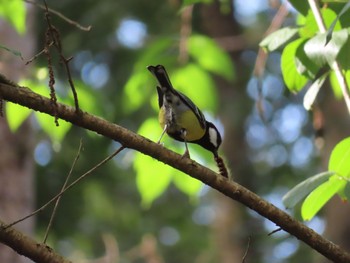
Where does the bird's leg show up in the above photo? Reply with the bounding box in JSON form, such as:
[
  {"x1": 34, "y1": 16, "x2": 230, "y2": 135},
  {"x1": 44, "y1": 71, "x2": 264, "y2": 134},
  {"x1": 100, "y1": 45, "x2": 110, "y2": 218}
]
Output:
[
  {"x1": 157, "y1": 124, "x2": 167, "y2": 144},
  {"x1": 181, "y1": 129, "x2": 190, "y2": 159}
]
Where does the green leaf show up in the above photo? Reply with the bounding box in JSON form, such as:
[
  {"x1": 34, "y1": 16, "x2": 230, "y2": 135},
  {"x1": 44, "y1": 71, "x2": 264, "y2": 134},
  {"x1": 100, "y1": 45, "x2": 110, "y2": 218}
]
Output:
[
  {"x1": 328, "y1": 137, "x2": 350, "y2": 178},
  {"x1": 0, "y1": 44, "x2": 23, "y2": 59},
  {"x1": 326, "y1": 1, "x2": 350, "y2": 42},
  {"x1": 303, "y1": 72, "x2": 328, "y2": 110},
  {"x1": 259, "y1": 27, "x2": 299, "y2": 52},
  {"x1": 35, "y1": 112, "x2": 72, "y2": 143},
  {"x1": 281, "y1": 39, "x2": 309, "y2": 92},
  {"x1": 295, "y1": 41, "x2": 320, "y2": 79},
  {"x1": 329, "y1": 70, "x2": 349, "y2": 98},
  {"x1": 182, "y1": 0, "x2": 213, "y2": 6},
  {"x1": 173, "y1": 171, "x2": 202, "y2": 199},
  {"x1": 288, "y1": 0, "x2": 309, "y2": 16},
  {"x1": 171, "y1": 64, "x2": 218, "y2": 112},
  {"x1": 188, "y1": 35, "x2": 235, "y2": 82},
  {"x1": 5, "y1": 102, "x2": 31, "y2": 131},
  {"x1": 301, "y1": 176, "x2": 346, "y2": 220},
  {"x1": 282, "y1": 171, "x2": 334, "y2": 209},
  {"x1": 304, "y1": 29, "x2": 349, "y2": 67},
  {"x1": 298, "y1": 9, "x2": 340, "y2": 38},
  {"x1": 135, "y1": 118, "x2": 174, "y2": 207},
  {"x1": 0, "y1": 0, "x2": 26, "y2": 34},
  {"x1": 122, "y1": 70, "x2": 152, "y2": 113}
]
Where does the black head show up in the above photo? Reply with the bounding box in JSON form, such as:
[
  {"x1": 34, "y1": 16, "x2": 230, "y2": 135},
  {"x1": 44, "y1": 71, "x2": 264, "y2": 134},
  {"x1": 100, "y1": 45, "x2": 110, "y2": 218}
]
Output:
[{"x1": 194, "y1": 121, "x2": 222, "y2": 157}]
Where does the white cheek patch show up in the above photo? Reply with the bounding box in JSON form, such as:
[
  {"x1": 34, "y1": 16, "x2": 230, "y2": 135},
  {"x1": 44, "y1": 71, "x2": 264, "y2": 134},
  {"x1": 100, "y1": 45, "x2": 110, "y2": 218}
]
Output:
[{"x1": 208, "y1": 127, "x2": 218, "y2": 147}]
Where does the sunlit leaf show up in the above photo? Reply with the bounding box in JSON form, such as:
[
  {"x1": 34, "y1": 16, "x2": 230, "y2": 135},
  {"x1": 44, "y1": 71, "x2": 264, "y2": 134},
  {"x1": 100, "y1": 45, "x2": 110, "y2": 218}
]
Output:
[
  {"x1": 135, "y1": 37, "x2": 175, "y2": 70},
  {"x1": 5, "y1": 102, "x2": 31, "y2": 131},
  {"x1": 135, "y1": 118, "x2": 173, "y2": 207},
  {"x1": 173, "y1": 169, "x2": 202, "y2": 199},
  {"x1": 171, "y1": 63, "x2": 218, "y2": 112},
  {"x1": 328, "y1": 137, "x2": 350, "y2": 178},
  {"x1": 282, "y1": 171, "x2": 334, "y2": 209},
  {"x1": 301, "y1": 176, "x2": 346, "y2": 220},
  {"x1": 304, "y1": 29, "x2": 349, "y2": 67},
  {"x1": 122, "y1": 70, "x2": 152, "y2": 113},
  {"x1": 295, "y1": 41, "x2": 320, "y2": 79},
  {"x1": 303, "y1": 72, "x2": 328, "y2": 110},
  {"x1": 188, "y1": 35, "x2": 235, "y2": 82},
  {"x1": 259, "y1": 27, "x2": 299, "y2": 52},
  {"x1": 35, "y1": 112, "x2": 72, "y2": 143},
  {"x1": 298, "y1": 9, "x2": 340, "y2": 38},
  {"x1": 281, "y1": 39, "x2": 309, "y2": 92},
  {"x1": 329, "y1": 70, "x2": 349, "y2": 98},
  {"x1": 0, "y1": 0, "x2": 26, "y2": 34}
]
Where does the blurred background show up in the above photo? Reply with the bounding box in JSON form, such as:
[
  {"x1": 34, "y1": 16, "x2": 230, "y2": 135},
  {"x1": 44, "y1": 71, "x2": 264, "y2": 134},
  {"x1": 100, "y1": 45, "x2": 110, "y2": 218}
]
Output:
[{"x1": 0, "y1": 0, "x2": 349, "y2": 263}]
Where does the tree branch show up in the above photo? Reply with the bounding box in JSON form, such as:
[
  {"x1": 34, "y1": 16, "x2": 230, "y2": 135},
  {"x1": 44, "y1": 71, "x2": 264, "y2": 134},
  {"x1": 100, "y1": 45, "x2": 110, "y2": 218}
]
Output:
[
  {"x1": 0, "y1": 78, "x2": 349, "y2": 262},
  {"x1": 0, "y1": 219, "x2": 71, "y2": 263}
]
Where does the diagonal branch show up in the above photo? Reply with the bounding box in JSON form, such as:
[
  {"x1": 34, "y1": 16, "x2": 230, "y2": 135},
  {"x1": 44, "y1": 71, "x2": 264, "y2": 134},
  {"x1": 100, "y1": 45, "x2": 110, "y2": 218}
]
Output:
[
  {"x1": 0, "y1": 219, "x2": 71, "y2": 263},
  {"x1": 0, "y1": 78, "x2": 349, "y2": 263}
]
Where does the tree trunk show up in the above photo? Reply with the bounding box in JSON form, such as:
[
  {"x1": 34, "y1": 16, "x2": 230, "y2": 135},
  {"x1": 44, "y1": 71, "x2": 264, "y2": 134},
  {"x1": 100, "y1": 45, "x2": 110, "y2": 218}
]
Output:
[
  {"x1": 199, "y1": 2, "x2": 255, "y2": 262},
  {"x1": 0, "y1": 5, "x2": 36, "y2": 263}
]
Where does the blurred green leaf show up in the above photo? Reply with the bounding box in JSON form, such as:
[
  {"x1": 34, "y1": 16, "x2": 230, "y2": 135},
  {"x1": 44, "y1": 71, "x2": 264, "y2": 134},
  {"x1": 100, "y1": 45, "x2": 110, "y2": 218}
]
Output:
[
  {"x1": 173, "y1": 171, "x2": 202, "y2": 199},
  {"x1": 188, "y1": 35, "x2": 235, "y2": 82},
  {"x1": 259, "y1": 27, "x2": 299, "y2": 52},
  {"x1": 135, "y1": 118, "x2": 174, "y2": 207},
  {"x1": 122, "y1": 70, "x2": 152, "y2": 113},
  {"x1": 183, "y1": 0, "x2": 212, "y2": 5},
  {"x1": 135, "y1": 38, "x2": 175, "y2": 71},
  {"x1": 301, "y1": 176, "x2": 346, "y2": 220},
  {"x1": 0, "y1": 0, "x2": 26, "y2": 34},
  {"x1": 329, "y1": 70, "x2": 350, "y2": 98},
  {"x1": 282, "y1": 171, "x2": 334, "y2": 209},
  {"x1": 281, "y1": 39, "x2": 309, "y2": 92},
  {"x1": 328, "y1": 137, "x2": 350, "y2": 178},
  {"x1": 172, "y1": 63, "x2": 218, "y2": 112},
  {"x1": 35, "y1": 112, "x2": 72, "y2": 143},
  {"x1": 6, "y1": 102, "x2": 31, "y2": 131}
]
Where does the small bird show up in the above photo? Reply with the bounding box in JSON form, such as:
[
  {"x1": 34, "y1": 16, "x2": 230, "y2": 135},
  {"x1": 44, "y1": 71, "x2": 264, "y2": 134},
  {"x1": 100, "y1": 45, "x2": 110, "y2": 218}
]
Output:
[{"x1": 147, "y1": 64, "x2": 222, "y2": 159}]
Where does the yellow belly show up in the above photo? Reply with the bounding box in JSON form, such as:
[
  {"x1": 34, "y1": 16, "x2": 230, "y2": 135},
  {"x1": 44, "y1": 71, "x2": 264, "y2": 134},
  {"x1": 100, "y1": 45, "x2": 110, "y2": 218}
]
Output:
[{"x1": 158, "y1": 107, "x2": 205, "y2": 141}]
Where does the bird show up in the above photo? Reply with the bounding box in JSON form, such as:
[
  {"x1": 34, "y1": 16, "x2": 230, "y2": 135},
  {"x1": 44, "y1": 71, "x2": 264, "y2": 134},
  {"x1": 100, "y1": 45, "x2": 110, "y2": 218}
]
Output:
[{"x1": 147, "y1": 64, "x2": 222, "y2": 159}]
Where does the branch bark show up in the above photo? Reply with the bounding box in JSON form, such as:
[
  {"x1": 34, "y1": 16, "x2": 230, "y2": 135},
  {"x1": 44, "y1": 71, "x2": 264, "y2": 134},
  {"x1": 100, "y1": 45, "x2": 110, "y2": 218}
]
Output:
[
  {"x1": 0, "y1": 78, "x2": 349, "y2": 262},
  {"x1": 0, "y1": 220, "x2": 71, "y2": 263}
]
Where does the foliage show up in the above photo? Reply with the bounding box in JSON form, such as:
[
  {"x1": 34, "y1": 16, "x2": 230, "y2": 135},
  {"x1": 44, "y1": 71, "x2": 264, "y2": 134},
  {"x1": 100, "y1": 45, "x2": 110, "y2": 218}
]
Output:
[
  {"x1": 260, "y1": 1, "x2": 350, "y2": 220},
  {"x1": 0, "y1": 0, "x2": 26, "y2": 34}
]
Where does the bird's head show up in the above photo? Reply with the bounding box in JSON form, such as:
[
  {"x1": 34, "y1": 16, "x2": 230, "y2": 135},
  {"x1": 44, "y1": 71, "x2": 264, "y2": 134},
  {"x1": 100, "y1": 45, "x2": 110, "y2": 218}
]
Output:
[{"x1": 196, "y1": 122, "x2": 222, "y2": 157}]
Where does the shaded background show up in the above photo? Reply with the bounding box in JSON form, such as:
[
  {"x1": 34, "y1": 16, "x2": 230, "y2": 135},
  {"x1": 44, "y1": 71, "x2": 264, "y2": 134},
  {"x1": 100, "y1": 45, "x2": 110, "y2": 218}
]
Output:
[{"x1": 0, "y1": 0, "x2": 349, "y2": 263}]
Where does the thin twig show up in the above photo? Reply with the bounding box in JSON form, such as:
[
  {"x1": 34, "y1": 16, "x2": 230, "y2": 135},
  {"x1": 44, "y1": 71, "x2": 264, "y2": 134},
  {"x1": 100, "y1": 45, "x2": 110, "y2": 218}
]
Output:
[
  {"x1": 25, "y1": 0, "x2": 92, "y2": 31},
  {"x1": 268, "y1": 227, "x2": 282, "y2": 236},
  {"x1": 25, "y1": 41, "x2": 54, "y2": 65},
  {"x1": 307, "y1": 0, "x2": 350, "y2": 114},
  {"x1": 242, "y1": 236, "x2": 251, "y2": 263},
  {"x1": 43, "y1": 140, "x2": 83, "y2": 243},
  {"x1": 41, "y1": 0, "x2": 80, "y2": 113},
  {"x1": 5, "y1": 146, "x2": 125, "y2": 228}
]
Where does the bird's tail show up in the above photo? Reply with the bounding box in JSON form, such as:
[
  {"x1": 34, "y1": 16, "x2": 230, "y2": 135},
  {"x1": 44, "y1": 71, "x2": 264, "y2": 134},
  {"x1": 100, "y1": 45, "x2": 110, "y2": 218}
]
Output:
[{"x1": 147, "y1": 65, "x2": 175, "y2": 92}]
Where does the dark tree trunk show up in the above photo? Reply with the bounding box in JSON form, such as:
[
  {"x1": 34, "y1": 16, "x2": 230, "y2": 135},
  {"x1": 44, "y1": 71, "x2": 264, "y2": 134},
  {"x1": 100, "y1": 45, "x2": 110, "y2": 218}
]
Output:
[{"x1": 0, "y1": 5, "x2": 36, "y2": 263}]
